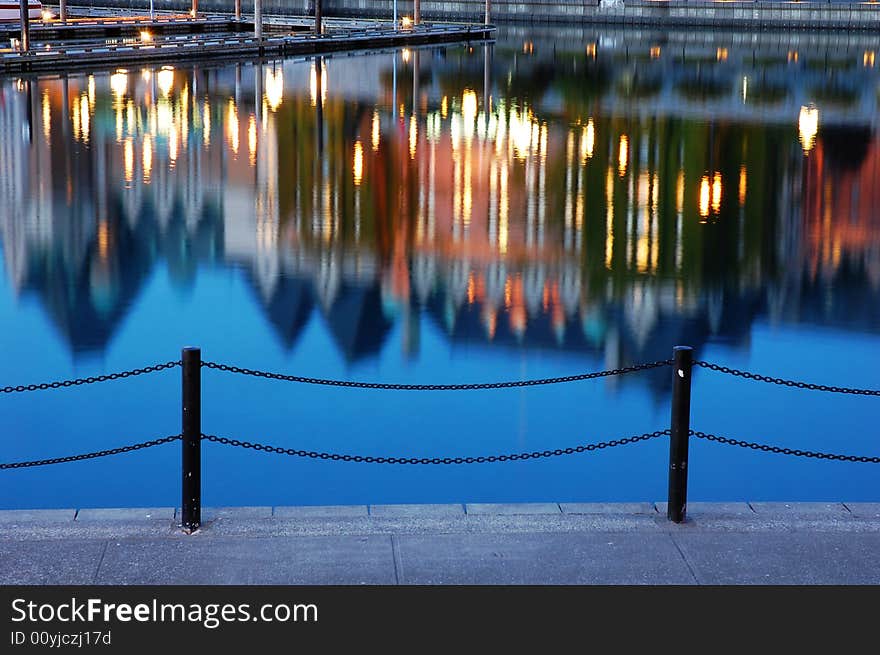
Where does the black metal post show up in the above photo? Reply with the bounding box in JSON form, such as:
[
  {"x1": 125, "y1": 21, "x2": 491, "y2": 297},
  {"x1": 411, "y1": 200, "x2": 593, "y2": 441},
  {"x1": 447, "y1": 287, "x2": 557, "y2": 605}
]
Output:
[
  {"x1": 315, "y1": 0, "x2": 322, "y2": 34},
  {"x1": 667, "y1": 346, "x2": 693, "y2": 523},
  {"x1": 18, "y1": 0, "x2": 30, "y2": 53},
  {"x1": 181, "y1": 347, "x2": 201, "y2": 531}
]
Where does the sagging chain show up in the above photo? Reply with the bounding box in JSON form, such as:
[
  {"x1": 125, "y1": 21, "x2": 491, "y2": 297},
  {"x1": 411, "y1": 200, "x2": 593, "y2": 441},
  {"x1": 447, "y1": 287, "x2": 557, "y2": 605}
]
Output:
[
  {"x1": 0, "y1": 361, "x2": 181, "y2": 394},
  {"x1": 0, "y1": 434, "x2": 182, "y2": 470},
  {"x1": 694, "y1": 361, "x2": 880, "y2": 397},
  {"x1": 201, "y1": 429, "x2": 670, "y2": 464},
  {"x1": 691, "y1": 430, "x2": 880, "y2": 463},
  {"x1": 200, "y1": 360, "x2": 672, "y2": 391}
]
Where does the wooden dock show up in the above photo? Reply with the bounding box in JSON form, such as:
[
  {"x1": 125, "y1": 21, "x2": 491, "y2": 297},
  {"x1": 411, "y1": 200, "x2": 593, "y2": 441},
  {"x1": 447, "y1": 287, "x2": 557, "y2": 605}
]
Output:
[{"x1": 0, "y1": 16, "x2": 494, "y2": 73}]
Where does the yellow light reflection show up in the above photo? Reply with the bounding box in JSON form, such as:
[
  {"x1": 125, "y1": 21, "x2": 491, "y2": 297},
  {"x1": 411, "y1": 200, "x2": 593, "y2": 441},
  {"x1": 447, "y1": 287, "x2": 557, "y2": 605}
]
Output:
[
  {"x1": 581, "y1": 118, "x2": 594, "y2": 162},
  {"x1": 140, "y1": 30, "x2": 152, "y2": 43},
  {"x1": 110, "y1": 70, "x2": 128, "y2": 101},
  {"x1": 371, "y1": 110, "x2": 380, "y2": 151},
  {"x1": 158, "y1": 66, "x2": 174, "y2": 97},
  {"x1": 309, "y1": 61, "x2": 326, "y2": 107},
  {"x1": 676, "y1": 170, "x2": 684, "y2": 214},
  {"x1": 586, "y1": 42, "x2": 596, "y2": 59},
  {"x1": 227, "y1": 99, "x2": 239, "y2": 155},
  {"x1": 798, "y1": 104, "x2": 819, "y2": 153},
  {"x1": 143, "y1": 135, "x2": 152, "y2": 183},
  {"x1": 41, "y1": 89, "x2": 50, "y2": 141},
  {"x1": 353, "y1": 140, "x2": 364, "y2": 185},
  {"x1": 462, "y1": 89, "x2": 477, "y2": 124},
  {"x1": 618, "y1": 134, "x2": 628, "y2": 177},
  {"x1": 203, "y1": 102, "x2": 211, "y2": 146},
  {"x1": 650, "y1": 46, "x2": 661, "y2": 59},
  {"x1": 248, "y1": 114, "x2": 257, "y2": 166},
  {"x1": 699, "y1": 175, "x2": 710, "y2": 219},
  {"x1": 79, "y1": 94, "x2": 90, "y2": 143},
  {"x1": 716, "y1": 48, "x2": 728, "y2": 62},
  {"x1": 87, "y1": 75, "x2": 95, "y2": 110},
  {"x1": 401, "y1": 48, "x2": 411, "y2": 63},
  {"x1": 738, "y1": 165, "x2": 747, "y2": 206},
  {"x1": 97, "y1": 221, "x2": 109, "y2": 260},
  {"x1": 864, "y1": 51, "x2": 876, "y2": 67},
  {"x1": 265, "y1": 68, "x2": 283, "y2": 111},
  {"x1": 409, "y1": 115, "x2": 417, "y2": 159},
  {"x1": 441, "y1": 95, "x2": 448, "y2": 119},
  {"x1": 711, "y1": 172, "x2": 722, "y2": 214},
  {"x1": 169, "y1": 129, "x2": 178, "y2": 165},
  {"x1": 124, "y1": 139, "x2": 134, "y2": 183}
]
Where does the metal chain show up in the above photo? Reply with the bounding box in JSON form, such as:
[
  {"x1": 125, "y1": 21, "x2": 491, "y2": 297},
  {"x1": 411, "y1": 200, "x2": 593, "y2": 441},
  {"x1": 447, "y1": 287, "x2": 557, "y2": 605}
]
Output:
[
  {"x1": 201, "y1": 429, "x2": 670, "y2": 463},
  {"x1": 691, "y1": 430, "x2": 880, "y2": 463},
  {"x1": 694, "y1": 361, "x2": 880, "y2": 396},
  {"x1": 0, "y1": 434, "x2": 182, "y2": 470},
  {"x1": 0, "y1": 361, "x2": 181, "y2": 395},
  {"x1": 201, "y1": 360, "x2": 672, "y2": 391}
]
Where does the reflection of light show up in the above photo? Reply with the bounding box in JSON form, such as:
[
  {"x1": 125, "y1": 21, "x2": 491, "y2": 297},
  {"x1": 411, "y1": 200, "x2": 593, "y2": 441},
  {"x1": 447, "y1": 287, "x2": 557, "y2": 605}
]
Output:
[
  {"x1": 581, "y1": 118, "x2": 594, "y2": 161},
  {"x1": 227, "y1": 100, "x2": 239, "y2": 154},
  {"x1": 143, "y1": 135, "x2": 152, "y2": 183},
  {"x1": 124, "y1": 139, "x2": 134, "y2": 183},
  {"x1": 157, "y1": 99, "x2": 173, "y2": 135},
  {"x1": 711, "y1": 172, "x2": 722, "y2": 214},
  {"x1": 79, "y1": 94, "x2": 90, "y2": 143},
  {"x1": 203, "y1": 102, "x2": 211, "y2": 145},
  {"x1": 676, "y1": 169, "x2": 684, "y2": 214},
  {"x1": 169, "y1": 129, "x2": 178, "y2": 165},
  {"x1": 650, "y1": 46, "x2": 661, "y2": 59},
  {"x1": 441, "y1": 95, "x2": 448, "y2": 119},
  {"x1": 401, "y1": 16, "x2": 412, "y2": 28},
  {"x1": 742, "y1": 76, "x2": 748, "y2": 102},
  {"x1": 499, "y1": 164, "x2": 508, "y2": 254},
  {"x1": 41, "y1": 90, "x2": 50, "y2": 141},
  {"x1": 788, "y1": 50, "x2": 799, "y2": 63},
  {"x1": 158, "y1": 66, "x2": 174, "y2": 97},
  {"x1": 371, "y1": 110, "x2": 380, "y2": 151},
  {"x1": 309, "y1": 61, "x2": 326, "y2": 106},
  {"x1": 798, "y1": 104, "x2": 819, "y2": 153},
  {"x1": 110, "y1": 70, "x2": 128, "y2": 100},
  {"x1": 618, "y1": 134, "x2": 628, "y2": 176},
  {"x1": 716, "y1": 47, "x2": 728, "y2": 62},
  {"x1": 41, "y1": 10, "x2": 53, "y2": 21},
  {"x1": 353, "y1": 140, "x2": 364, "y2": 185},
  {"x1": 140, "y1": 30, "x2": 152, "y2": 43},
  {"x1": 98, "y1": 221, "x2": 109, "y2": 260},
  {"x1": 699, "y1": 175, "x2": 710, "y2": 218},
  {"x1": 88, "y1": 75, "x2": 95, "y2": 109},
  {"x1": 409, "y1": 115, "x2": 417, "y2": 158},
  {"x1": 248, "y1": 114, "x2": 257, "y2": 166},
  {"x1": 401, "y1": 48, "x2": 411, "y2": 63},
  {"x1": 142, "y1": 69, "x2": 151, "y2": 82},
  {"x1": 462, "y1": 89, "x2": 477, "y2": 124},
  {"x1": 738, "y1": 166, "x2": 747, "y2": 205},
  {"x1": 865, "y1": 51, "x2": 876, "y2": 67},
  {"x1": 265, "y1": 68, "x2": 283, "y2": 111},
  {"x1": 586, "y1": 42, "x2": 596, "y2": 58}
]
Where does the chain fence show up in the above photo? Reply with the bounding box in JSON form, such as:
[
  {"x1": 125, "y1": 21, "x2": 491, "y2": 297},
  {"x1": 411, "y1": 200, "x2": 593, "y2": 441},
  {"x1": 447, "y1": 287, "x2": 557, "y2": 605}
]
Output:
[
  {"x1": 694, "y1": 361, "x2": 880, "y2": 396},
  {"x1": 200, "y1": 359, "x2": 673, "y2": 390},
  {"x1": 0, "y1": 361, "x2": 180, "y2": 395},
  {"x1": 690, "y1": 430, "x2": 880, "y2": 463},
  {"x1": 200, "y1": 430, "x2": 670, "y2": 464},
  {"x1": 0, "y1": 434, "x2": 181, "y2": 470}
]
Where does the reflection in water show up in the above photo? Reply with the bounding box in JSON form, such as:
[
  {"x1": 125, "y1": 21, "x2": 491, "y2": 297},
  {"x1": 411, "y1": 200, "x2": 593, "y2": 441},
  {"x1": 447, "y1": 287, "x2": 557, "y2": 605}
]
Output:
[{"x1": 1, "y1": 38, "x2": 880, "y2": 376}]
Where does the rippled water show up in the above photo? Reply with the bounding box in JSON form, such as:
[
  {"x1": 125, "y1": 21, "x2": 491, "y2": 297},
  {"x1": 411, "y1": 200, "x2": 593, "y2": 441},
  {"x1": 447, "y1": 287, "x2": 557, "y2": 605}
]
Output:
[{"x1": 1, "y1": 27, "x2": 879, "y2": 508}]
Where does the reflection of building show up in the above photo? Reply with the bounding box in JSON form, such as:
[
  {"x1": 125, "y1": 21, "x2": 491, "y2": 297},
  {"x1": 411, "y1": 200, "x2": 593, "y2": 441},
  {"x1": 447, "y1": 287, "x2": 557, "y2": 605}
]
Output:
[{"x1": 2, "y1": 41, "x2": 880, "y2": 374}]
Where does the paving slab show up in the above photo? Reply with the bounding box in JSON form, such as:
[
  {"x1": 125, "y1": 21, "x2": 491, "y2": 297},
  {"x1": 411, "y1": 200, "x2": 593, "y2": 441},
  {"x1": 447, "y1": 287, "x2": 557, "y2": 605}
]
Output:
[
  {"x1": 560, "y1": 502, "x2": 655, "y2": 515},
  {"x1": 843, "y1": 503, "x2": 880, "y2": 519},
  {"x1": 370, "y1": 504, "x2": 464, "y2": 518},
  {"x1": 748, "y1": 502, "x2": 851, "y2": 518},
  {"x1": 466, "y1": 503, "x2": 561, "y2": 516},
  {"x1": 76, "y1": 507, "x2": 175, "y2": 521},
  {"x1": 654, "y1": 502, "x2": 755, "y2": 517},
  {"x1": 0, "y1": 540, "x2": 107, "y2": 584},
  {"x1": 0, "y1": 509, "x2": 76, "y2": 523},
  {"x1": 274, "y1": 505, "x2": 368, "y2": 518},
  {"x1": 396, "y1": 532, "x2": 695, "y2": 584},
  {"x1": 672, "y1": 532, "x2": 880, "y2": 584},
  {"x1": 200, "y1": 506, "x2": 273, "y2": 520},
  {"x1": 97, "y1": 535, "x2": 396, "y2": 584}
]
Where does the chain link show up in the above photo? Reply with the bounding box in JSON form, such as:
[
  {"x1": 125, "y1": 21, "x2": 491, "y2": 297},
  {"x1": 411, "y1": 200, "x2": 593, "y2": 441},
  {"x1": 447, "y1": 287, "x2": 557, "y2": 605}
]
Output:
[
  {"x1": 694, "y1": 361, "x2": 880, "y2": 396},
  {"x1": 0, "y1": 434, "x2": 181, "y2": 470},
  {"x1": 0, "y1": 361, "x2": 181, "y2": 395},
  {"x1": 201, "y1": 429, "x2": 669, "y2": 463},
  {"x1": 691, "y1": 430, "x2": 880, "y2": 463},
  {"x1": 201, "y1": 360, "x2": 672, "y2": 390}
]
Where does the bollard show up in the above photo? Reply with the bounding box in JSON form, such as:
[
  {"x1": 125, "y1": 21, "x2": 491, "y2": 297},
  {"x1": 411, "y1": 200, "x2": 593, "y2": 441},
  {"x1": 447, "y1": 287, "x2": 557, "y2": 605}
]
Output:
[
  {"x1": 485, "y1": 0, "x2": 491, "y2": 25},
  {"x1": 254, "y1": 0, "x2": 262, "y2": 39},
  {"x1": 667, "y1": 346, "x2": 693, "y2": 523},
  {"x1": 234, "y1": 0, "x2": 241, "y2": 20},
  {"x1": 315, "y1": 0, "x2": 322, "y2": 34},
  {"x1": 181, "y1": 347, "x2": 201, "y2": 531},
  {"x1": 414, "y1": 0, "x2": 420, "y2": 25}
]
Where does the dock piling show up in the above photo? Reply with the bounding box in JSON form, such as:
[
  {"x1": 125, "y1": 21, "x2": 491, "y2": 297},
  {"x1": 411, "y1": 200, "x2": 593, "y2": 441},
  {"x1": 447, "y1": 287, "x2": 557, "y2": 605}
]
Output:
[
  {"x1": 18, "y1": 0, "x2": 29, "y2": 52},
  {"x1": 667, "y1": 346, "x2": 693, "y2": 523},
  {"x1": 254, "y1": 0, "x2": 262, "y2": 39},
  {"x1": 181, "y1": 347, "x2": 202, "y2": 531}
]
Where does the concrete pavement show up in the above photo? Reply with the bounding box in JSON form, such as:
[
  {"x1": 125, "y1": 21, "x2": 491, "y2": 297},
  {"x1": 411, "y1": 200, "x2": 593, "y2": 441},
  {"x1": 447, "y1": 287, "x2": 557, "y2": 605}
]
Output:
[{"x1": 1, "y1": 502, "x2": 879, "y2": 584}]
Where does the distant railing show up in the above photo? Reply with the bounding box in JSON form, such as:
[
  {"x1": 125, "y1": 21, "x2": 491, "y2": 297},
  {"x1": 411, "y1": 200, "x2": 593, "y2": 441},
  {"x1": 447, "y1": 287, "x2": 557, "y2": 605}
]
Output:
[{"x1": 2, "y1": 346, "x2": 878, "y2": 530}]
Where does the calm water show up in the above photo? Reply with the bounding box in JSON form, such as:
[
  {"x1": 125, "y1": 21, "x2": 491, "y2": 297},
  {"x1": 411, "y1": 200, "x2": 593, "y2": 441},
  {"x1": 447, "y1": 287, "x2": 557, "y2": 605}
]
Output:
[{"x1": 1, "y1": 28, "x2": 879, "y2": 509}]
